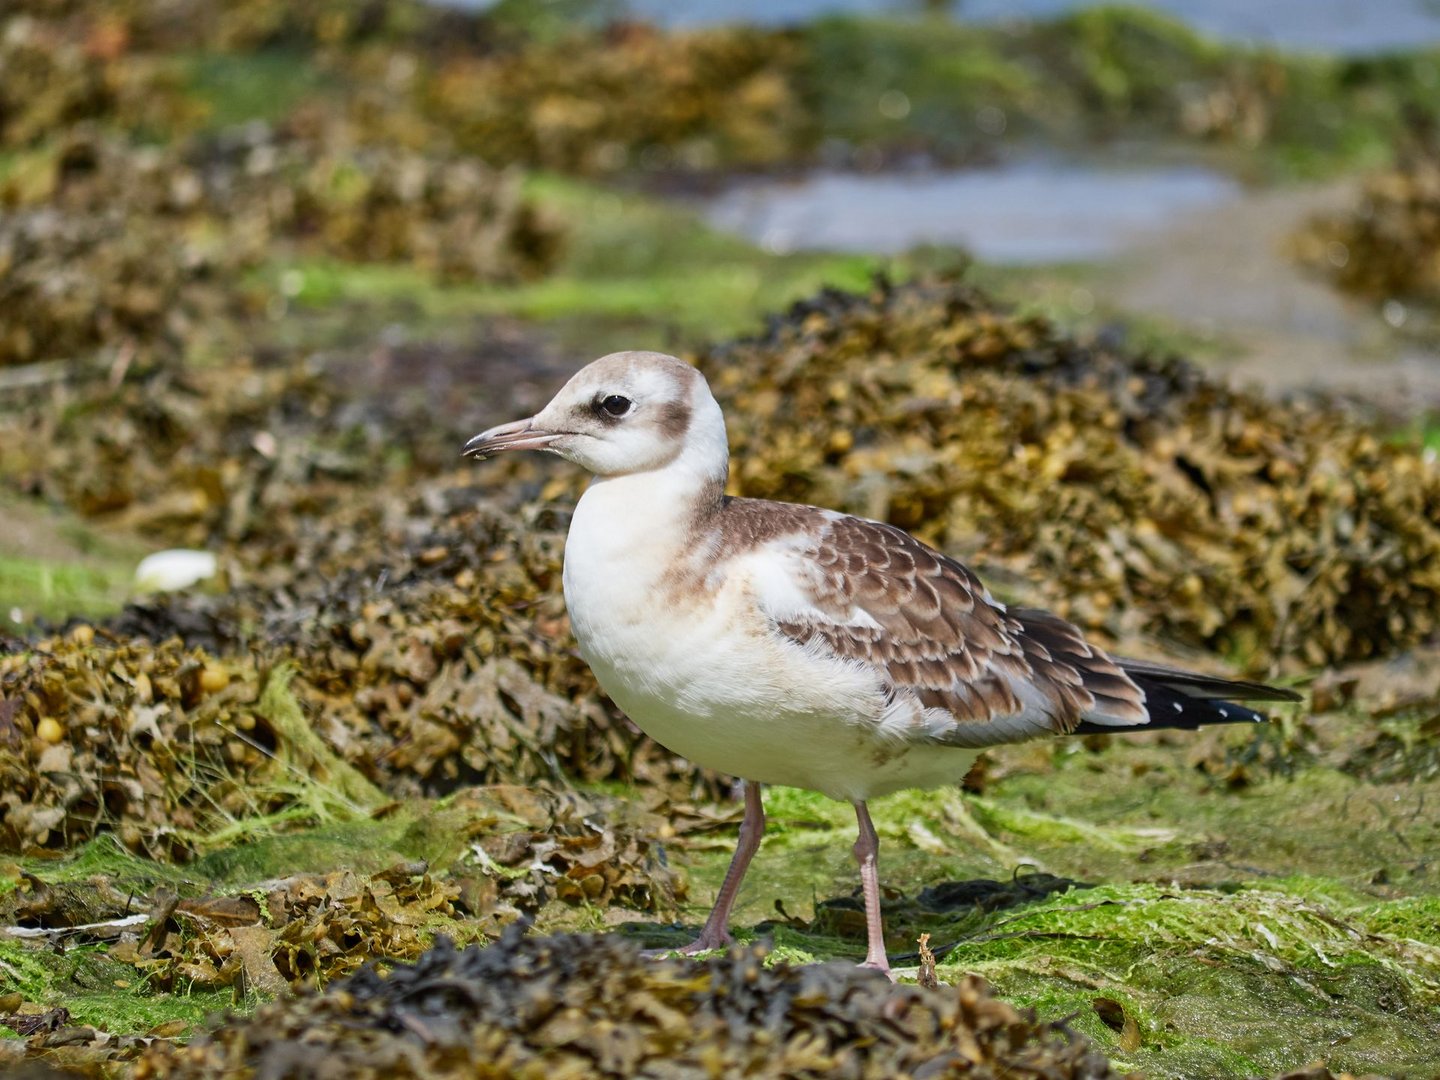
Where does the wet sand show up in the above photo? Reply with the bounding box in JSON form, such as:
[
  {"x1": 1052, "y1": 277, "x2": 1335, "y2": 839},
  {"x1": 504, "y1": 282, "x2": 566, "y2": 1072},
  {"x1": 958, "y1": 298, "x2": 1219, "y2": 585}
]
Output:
[{"x1": 1106, "y1": 180, "x2": 1440, "y2": 413}]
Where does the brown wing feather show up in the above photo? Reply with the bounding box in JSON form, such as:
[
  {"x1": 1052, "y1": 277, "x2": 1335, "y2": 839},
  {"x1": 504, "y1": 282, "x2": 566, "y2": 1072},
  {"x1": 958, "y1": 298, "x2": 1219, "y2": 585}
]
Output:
[{"x1": 749, "y1": 508, "x2": 1148, "y2": 744}]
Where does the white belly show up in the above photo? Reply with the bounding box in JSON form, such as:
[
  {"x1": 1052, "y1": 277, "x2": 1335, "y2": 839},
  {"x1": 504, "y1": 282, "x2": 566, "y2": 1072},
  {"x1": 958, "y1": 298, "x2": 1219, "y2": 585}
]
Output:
[{"x1": 562, "y1": 492, "x2": 979, "y2": 801}]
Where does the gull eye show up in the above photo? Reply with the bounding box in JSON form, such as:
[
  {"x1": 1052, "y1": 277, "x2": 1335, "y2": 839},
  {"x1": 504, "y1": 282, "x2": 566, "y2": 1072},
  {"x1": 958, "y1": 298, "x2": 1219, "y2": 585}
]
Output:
[{"x1": 599, "y1": 394, "x2": 632, "y2": 417}]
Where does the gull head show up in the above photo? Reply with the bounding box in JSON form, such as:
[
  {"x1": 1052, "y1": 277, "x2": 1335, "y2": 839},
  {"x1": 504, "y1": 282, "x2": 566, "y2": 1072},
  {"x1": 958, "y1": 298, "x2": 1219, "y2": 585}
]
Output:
[{"x1": 464, "y1": 350, "x2": 727, "y2": 479}]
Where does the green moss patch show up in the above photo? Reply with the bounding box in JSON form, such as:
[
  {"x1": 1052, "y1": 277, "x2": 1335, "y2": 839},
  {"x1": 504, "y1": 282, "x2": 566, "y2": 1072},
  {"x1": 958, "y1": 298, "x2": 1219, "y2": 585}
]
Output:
[
  {"x1": 0, "y1": 495, "x2": 149, "y2": 629},
  {"x1": 944, "y1": 883, "x2": 1440, "y2": 1077}
]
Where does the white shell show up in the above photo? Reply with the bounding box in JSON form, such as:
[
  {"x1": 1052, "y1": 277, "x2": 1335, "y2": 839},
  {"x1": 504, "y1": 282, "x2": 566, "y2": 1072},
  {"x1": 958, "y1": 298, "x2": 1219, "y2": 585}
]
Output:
[{"x1": 134, "y1": 549, "x2": 218, "y2": 592}]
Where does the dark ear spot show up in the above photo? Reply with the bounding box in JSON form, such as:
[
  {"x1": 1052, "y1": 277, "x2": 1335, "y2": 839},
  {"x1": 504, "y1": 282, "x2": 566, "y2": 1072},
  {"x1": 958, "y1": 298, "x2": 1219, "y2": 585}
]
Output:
[{"x1": 658, "y1": 400, "x2": 691, "y2": 440}]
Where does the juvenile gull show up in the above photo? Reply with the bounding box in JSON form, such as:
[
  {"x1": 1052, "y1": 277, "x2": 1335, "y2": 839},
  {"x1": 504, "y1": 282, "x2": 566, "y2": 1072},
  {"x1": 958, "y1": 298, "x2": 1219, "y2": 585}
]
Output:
[{"x1": 465, "y1": 350, "x2": 1300, "y2": 973}]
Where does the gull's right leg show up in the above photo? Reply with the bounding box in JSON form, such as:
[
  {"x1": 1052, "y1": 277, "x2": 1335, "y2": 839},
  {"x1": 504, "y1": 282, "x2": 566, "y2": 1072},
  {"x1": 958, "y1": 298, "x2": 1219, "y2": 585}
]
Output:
[
  {"x1": 852, "y1": 799, "x2": 892, "y2": 976},
  {"x1": 675, "y1": 780, "x2": 765, "y2": 954}
]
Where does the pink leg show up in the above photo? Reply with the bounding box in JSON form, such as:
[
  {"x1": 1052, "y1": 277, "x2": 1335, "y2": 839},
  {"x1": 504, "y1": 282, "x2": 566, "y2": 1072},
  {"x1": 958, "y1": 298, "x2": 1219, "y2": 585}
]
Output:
[
  {"x1": 678, "y1": 781, "x2": 765, "y2": 954},
  {"x1": 852, "y1": 800, "x2": 891, "y2": 975}
]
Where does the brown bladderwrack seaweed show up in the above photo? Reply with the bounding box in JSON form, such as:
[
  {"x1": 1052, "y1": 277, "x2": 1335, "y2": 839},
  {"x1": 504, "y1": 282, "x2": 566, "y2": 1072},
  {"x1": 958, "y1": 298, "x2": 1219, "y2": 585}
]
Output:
[
  {"x1": 2, "y1": 787, "x2": 682, "y2": 996},
  {"x1": 5, "y1": 0, "x2": 451, "y2": 56},
  {"x1": 0, "y1": 10, "x2": 193, "y2": 151},
  {"x1": 7, "y1": 275, "x2": 1440, "y2": 853},
  {"x1": 1293, "y1": 152, "x2": 1440, "y2": 310},
  {"x1": 122, "y1": 793, "x2": 683, "y2": 993},
  {"x1": 132, "y1": 928, "x2": 1120, "y2": 1080},
  {"x1": 416, "y1": 23, "x2": 810, "y2": 175},
  {"x1": 0, "y1": 347, "x2": 709, "y2": 854},
  {"x1": 0, "y1": 601, "x2": 704, "y2": 857},
  {"x1": 0, "y1": 207, "x2": 243, "y2": 369},
  {"x1": 0, "y1": 121, "x2": 560, "y2": 369},
  {"x1": 0, "y1": 635, "x2": 283, "y2": 857},
  {"x1": 6, "y1": 275, "x2": 1440, "y2": 858}
]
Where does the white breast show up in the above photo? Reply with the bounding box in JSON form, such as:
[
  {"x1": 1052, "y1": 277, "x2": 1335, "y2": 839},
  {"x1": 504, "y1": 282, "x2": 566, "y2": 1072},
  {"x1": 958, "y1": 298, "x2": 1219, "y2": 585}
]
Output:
[{"x1": 562, "y1": 478, "x2": 981, "y2": 800}]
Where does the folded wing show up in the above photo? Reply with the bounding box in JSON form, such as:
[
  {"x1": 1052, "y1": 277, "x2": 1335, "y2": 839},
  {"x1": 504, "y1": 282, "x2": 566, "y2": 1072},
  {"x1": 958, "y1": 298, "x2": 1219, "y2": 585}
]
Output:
[{"x1": 757, "y1": 510, "x2": 1297, "y2": 748}]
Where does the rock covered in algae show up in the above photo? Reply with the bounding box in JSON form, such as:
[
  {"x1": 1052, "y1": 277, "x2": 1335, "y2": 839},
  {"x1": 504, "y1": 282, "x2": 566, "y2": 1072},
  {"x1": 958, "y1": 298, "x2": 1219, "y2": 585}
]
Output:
[
  {"x1": 694, "y1": 277, "x2": 1440, "y2": 668},
  {"x1": 1, "y1": 786, "x2": 683, "y2": 997},
  {"x1": 133, "y1": 928, "x2": 1119, "y2": 1080}
]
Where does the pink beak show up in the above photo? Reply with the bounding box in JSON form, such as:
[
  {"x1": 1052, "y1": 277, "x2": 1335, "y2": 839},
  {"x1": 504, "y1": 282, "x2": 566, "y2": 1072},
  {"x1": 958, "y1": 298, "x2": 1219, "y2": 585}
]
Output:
[{"x1": 463, "y1": 417, "x2": 560, "y2": 459}]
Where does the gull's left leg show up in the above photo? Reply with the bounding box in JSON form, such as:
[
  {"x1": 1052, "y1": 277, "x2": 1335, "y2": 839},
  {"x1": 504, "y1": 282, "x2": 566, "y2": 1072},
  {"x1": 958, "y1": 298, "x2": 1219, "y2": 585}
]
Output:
[
  {"x1": 674, "y1": 780, "x2": 765, "y2": 954},
  {"x1": 852, "y1": 800, "x2": 891, "y2": 975}
]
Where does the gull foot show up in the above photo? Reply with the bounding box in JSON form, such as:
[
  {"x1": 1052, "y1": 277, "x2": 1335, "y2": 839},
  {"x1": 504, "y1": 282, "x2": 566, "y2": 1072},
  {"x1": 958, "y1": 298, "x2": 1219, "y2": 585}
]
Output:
[
  {"x1": 859, "y1": 958, "x2": 896, "y2": 983},
  {"x1": 643, "y1": 931, "x2": 733, "y2": 958}
]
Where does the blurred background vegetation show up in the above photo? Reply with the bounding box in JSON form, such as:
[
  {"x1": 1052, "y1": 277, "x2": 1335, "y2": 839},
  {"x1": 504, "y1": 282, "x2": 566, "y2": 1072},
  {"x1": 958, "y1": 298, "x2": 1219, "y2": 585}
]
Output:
[{"x1": 2, "y1": 2, "x2": 1439, "y2": 1077}]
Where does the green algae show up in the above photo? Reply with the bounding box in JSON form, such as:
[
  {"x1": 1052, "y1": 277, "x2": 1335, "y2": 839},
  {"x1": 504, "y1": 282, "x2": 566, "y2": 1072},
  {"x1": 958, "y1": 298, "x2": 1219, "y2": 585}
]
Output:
[
  {"x1": 0, "y1": 494, "x2": 149, "y2": 629},
  {"x1": 0, "y1": 556, "x2": 129, "y2": 630},
  {"x1": 179, "y1": 49, "x2": 336, "y2": 131},
  {"x1": 252, "y1": 666, "x2": 386, "y2": 818},
  {"x1": 178, "y1": 787, "x2": 606, "y2": 886},
  {"x1": 944, "y1": 883, "x2": 1440, "y2": 1077},
  {"x1": 6, "y1": 732, "x2": 1439, "y2": 1075},
  {"x1": 14, "y1": 836, "x2": 193, "y2": 893},
  {"x1": 669, "y1": 798, "x2": 1440, "y2": 1078},
  {"x1": 676, "y1": 720, "x2": 1440, "y2": 932},
  {"x1": 185, "y1": 816, "x2": 418, "y2": 885},
  {"x1": 974, "y1": 753, "x2": 1439, "y2": 894},
  {"x1": 0, "y1": 937, "x2": 237, "y2": 1037}
]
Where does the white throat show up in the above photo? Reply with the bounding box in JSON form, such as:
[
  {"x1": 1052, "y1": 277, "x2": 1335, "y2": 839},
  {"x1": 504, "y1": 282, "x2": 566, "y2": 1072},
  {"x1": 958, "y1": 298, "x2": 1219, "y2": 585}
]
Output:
[
  {"x1": 570, "y1": 422, "x2": 725, "y2": 570},
  {"x1": 561, "y1": 387, "x2": 728, "y2": 642}
]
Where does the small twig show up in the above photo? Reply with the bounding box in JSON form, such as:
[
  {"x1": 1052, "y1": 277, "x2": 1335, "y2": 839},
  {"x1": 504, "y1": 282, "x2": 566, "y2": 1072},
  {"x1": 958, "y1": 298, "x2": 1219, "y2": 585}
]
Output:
[{"x1": 917, "y1": 933, "x2": 939, "y2": 990}]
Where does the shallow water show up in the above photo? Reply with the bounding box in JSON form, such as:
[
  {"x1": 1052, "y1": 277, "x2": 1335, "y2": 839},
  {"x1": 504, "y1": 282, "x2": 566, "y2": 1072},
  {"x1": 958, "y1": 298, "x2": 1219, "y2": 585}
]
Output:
[
  {"x1": 621, "y1": 0, "x2": 1440, "y2": 54},
  {"x1": 695, "y1": 163, "x2": 1242, "y2": 263}
]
